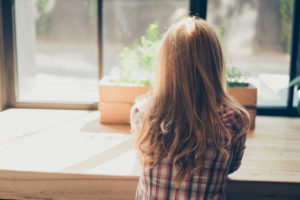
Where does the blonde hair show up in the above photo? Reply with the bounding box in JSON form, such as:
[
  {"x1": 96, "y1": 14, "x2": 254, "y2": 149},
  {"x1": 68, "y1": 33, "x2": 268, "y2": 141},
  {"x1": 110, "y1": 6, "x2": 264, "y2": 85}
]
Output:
[{"x1": 135, "y1": 17, "x2": 249, "y2": 185}]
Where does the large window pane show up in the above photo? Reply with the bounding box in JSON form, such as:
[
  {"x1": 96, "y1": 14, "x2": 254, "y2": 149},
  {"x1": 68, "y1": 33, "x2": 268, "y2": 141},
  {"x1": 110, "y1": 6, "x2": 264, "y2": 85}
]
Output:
[
  {"x1": 103, "y1": 0, "x2": 189, "y2": 78},
  {"x1": 207, "y1": 0, "x2": 294, "y2": 106},
  {"x1": 15, "y1": 0, "x2": 98, "y2": 103}
]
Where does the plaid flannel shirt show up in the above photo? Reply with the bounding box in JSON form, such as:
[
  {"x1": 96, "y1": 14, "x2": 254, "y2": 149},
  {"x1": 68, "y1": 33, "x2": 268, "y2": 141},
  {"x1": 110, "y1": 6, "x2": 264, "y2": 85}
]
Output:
[{"x1": 130, "y1": 100, "x2": 248, "y2": 200}]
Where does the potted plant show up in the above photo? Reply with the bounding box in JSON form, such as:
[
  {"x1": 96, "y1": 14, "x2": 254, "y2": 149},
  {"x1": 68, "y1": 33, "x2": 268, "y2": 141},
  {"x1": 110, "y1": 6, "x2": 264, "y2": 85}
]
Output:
[
  {"x1": 98, "y1": 23, "x2": 159, "y2": 123},
  {"x1": 226, "y1": 67, "x2": 257, "y2": 129},
  {"x1": 99, "y1": 24, "x2": 257, "y2": 129},
  {"x1": 289, "y1": 76, "x2": 300, "y2": 115}
]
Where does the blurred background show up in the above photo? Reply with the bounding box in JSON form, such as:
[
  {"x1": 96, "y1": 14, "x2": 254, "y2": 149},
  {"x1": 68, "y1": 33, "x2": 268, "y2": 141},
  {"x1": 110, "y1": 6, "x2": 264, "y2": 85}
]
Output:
[{"x1": 13, "y1": 0, "x2": 299, "y2": 107}]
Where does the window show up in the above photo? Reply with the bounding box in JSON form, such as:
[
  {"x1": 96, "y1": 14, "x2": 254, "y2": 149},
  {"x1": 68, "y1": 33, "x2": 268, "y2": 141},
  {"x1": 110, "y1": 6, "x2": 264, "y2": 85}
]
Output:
[
  {"x1": 293, "y1": 27, "x2": 300, "y2": 107},
  {"x1": 15, "y1": 0, "x2": 99, "y2": 103},
  {"x1": 102, "y1": 0, "x2": 189, "y2": 77},
  {"x1": 207, "y1": 0, "x2": 294, "y2": 107},
  {"x1": 0, "y1": 0, "x2": 299, "y2": 115}
]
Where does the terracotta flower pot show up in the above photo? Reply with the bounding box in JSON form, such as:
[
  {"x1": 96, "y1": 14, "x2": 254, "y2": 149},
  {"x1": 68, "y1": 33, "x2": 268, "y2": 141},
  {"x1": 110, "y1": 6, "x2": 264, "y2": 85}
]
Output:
[
  {"x1": 98, "y1": 76, "x2": 150, "y2": 124},
  {"x1": 99, "y1": 76, "x2": 257, "y2": 129},
  {"x1": 227, "y1": 85, "x2": 257, "y2": 129}
]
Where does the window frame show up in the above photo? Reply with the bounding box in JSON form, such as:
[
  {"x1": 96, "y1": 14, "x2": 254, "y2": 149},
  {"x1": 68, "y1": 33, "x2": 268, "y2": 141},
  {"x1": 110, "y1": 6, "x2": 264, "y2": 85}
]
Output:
[
  {"x1": 0, "y1": 0, "x2": 16, "y2": 110},
  {"x1": 0, "y1": 0, "x2": 100, "y2": 110},
  {"x1": 0, "y1": 0, "x2": 299, "y2": 116},
  {"x1": 0, "y1": 0, "x2": 4, "y2": 110}
]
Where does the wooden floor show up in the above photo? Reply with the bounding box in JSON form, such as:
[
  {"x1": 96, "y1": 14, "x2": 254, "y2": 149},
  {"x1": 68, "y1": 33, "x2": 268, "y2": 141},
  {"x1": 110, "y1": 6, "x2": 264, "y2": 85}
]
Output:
[{"x1": 0, "y1": 108, "x2": 299, "y2": 199}]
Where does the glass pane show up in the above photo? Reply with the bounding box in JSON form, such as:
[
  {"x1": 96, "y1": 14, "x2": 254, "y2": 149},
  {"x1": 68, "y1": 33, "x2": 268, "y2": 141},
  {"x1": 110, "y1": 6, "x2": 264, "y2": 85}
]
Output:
[
  {"x1": 294, "y1": 87, "x2": 300, "y2": 107},
  {"x1": 15, "y1": 0, "x2": 98, "y2": 103},
  {"x1": 103, "y1": 0, "x2": 189, "y2": 81},
  {"x1": 207, "y1": 0, "x2": 294, "y2": 106}
]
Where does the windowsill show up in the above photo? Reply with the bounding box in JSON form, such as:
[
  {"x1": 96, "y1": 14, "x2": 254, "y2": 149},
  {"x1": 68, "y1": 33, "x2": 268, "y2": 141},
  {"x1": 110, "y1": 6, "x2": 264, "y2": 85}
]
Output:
[
  {"x1": 0, "y1": 108, "x2": 135, "y2": 176},
  {"x1": 0, "y1": 108, "x2": 300, "y2": 199}
]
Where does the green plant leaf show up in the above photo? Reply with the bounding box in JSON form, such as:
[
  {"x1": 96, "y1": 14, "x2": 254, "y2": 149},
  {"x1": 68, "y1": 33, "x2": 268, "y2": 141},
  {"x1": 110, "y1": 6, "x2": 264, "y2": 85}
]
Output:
[
  {"x1": 113, "y1": 22, "x2": 161, "y2": 85},
  {"x1": 227, "y1": 81, "x2": 249, "y2": 88},
  {"x1": 219, "y1": 27, "x2": 225, "y2": 39},
  {"x1": 226, "y1": 66, "x2": 249, "y2": 87},
  {"x1": 289, "y1": 76, "x2": 300, "y2": 87}
]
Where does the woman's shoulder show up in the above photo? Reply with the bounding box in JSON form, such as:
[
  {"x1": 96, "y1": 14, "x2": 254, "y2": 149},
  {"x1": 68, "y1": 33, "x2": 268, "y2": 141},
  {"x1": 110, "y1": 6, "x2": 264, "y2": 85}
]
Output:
[
  {"x1": 131, "y1": 96, "x2": 151, "y2": 118},
  {"x1": 130, "y1": 96, "x2": 151, "y2": 134},
  {"x1": 220, "y1": 104, "x2": 237, "y2": 121},
  {"x1": 219, "y1": 104, "x2": 249, "y2": 138}
]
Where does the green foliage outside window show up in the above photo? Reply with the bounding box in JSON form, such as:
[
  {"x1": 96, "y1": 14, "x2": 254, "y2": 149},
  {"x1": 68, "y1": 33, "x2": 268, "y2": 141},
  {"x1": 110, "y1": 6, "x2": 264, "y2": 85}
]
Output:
[
  {"x1": 279, "y1": 0, "x2": 294, "y2": 54},
  {"x1": 112, "y1": 23, "x2": 161, "y2": 86},
  {"x1": 113, "y1": 23, "x2": 249, "y2": 88},
  {"x1": 37, "y1": 0, "x2": 49, "y2": 33}
]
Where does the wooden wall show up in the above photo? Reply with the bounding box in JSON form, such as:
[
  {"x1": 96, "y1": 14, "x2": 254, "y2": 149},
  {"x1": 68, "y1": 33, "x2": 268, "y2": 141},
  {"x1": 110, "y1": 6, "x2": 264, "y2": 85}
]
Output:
[{"x1": 1, "y1": 170, "x2": 299, "y2": 200}]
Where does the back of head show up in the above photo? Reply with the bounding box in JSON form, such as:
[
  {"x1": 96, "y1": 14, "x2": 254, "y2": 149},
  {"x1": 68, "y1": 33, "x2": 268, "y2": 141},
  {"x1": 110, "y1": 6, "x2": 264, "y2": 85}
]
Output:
[
  {"x1": 136, "y1": 17, "x2": 249, "y2": 185},
  {"x1": 155, "y1": 17, "x2": 226, "y2": 107}
]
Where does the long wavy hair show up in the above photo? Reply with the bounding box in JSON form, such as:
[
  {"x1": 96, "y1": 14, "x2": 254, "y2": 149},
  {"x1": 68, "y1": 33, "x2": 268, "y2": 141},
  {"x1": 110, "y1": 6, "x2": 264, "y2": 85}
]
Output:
[{"x1": 135, "y1": 17, "x2": 249, "y2": 185}]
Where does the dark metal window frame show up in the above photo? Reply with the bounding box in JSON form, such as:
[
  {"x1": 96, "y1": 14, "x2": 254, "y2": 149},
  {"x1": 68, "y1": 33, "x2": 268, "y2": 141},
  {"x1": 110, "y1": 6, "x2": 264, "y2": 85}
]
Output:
[{"x1": 0, "y1": 0, "x2": 299, "y2": 116}]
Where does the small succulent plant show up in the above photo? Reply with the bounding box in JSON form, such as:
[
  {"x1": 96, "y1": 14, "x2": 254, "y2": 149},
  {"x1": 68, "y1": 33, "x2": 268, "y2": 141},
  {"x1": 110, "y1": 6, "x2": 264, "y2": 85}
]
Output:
[{"x1": 226, "y1": 66, "x2": 249, "y2": 88}]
